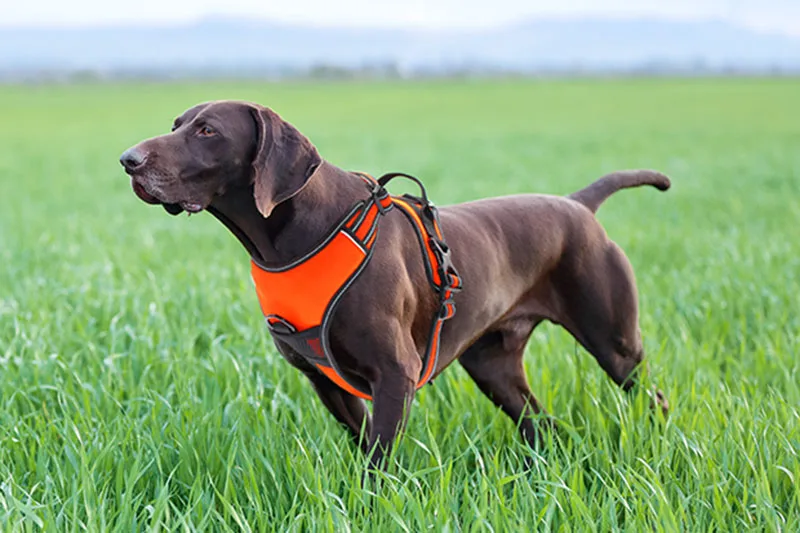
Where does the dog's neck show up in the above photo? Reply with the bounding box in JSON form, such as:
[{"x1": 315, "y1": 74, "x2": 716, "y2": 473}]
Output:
[{"x1": 207, "y1": 161, "x2": 369, "y2": 266}]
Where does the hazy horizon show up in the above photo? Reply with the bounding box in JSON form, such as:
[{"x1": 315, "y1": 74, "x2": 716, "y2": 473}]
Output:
[{"x1": 2, "y1": 0, "x2": 799, "y2": 37}]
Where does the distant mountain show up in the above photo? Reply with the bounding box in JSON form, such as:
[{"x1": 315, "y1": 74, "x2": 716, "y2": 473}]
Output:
[{"x1": 1, "y1": 17, "x2": 799, "y2": 75}]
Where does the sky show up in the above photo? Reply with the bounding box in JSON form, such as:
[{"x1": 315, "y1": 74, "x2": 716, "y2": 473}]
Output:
[{"x1": 1, "y1": 0, "x2": 799, "y2": 36}]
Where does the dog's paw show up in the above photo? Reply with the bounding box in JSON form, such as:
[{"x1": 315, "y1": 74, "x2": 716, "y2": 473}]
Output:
[{"x1": 647, "y1": 386, "x2": 669, "y2": 418}]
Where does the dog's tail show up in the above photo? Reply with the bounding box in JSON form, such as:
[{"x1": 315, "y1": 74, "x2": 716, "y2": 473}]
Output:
[{"x1": 568, "y1": 170, "x2": 671, "y2": 213}]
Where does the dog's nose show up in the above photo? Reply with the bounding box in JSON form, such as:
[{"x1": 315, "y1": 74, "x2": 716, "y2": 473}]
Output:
[{"x1": 120, "y1": 147, "x2": 146, "y2": 171}]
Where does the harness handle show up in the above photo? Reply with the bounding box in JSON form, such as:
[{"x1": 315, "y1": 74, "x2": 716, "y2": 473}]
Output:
[{"x1": 377, "y1": 172, "x2": 430, "y2": 204}]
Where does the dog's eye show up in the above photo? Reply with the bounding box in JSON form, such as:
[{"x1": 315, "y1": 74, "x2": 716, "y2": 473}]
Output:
[{"x1": 197, "y1": 125, "x2": 216, "y2": 137}]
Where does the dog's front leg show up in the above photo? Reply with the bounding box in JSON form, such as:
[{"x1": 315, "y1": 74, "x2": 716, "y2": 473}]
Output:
[
  {"x1": 303, "y1": 369, "x2": 373, "y2": 453},
  {"x1": 365, "y1": 330, "x2": 422, "y2": 470},
  {"x1": 368, "y1": 374, "x2": 416, "y2": 469},
  {"x1": 275, "y1": 341, "x2": 374, "y2": 451}
]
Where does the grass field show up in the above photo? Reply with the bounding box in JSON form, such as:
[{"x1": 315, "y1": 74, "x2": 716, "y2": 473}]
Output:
[{"x1": 1, "y1": 78, "x2": 799, "y2": 531}]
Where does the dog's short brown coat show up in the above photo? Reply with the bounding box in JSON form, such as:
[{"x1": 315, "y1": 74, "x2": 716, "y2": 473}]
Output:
[{"x1": 121, "y1": 101, "x2": 670, "y2": 468}]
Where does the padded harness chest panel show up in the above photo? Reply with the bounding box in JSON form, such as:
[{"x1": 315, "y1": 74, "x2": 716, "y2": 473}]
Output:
[{"x1": 251, "y1": 223, "x2": 368, "y2": 332}]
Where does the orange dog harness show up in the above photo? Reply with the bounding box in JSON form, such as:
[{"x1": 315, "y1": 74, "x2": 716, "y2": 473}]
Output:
[{"x1": 250, "y1": 173, "x2": 462, "y2": 400}]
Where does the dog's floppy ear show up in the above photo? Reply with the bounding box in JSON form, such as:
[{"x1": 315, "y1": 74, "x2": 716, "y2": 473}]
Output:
[{"x1": 249, "y1": 104, "x2": 322, "y2": 218}]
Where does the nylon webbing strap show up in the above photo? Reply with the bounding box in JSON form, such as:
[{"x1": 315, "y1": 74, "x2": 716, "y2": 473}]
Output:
[{"x1": 375, "y1": 172, "x2": 463, "y2": 390}]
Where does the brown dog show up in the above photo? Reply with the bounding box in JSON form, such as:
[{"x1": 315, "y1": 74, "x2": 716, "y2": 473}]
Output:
[{"x1": 120, "y1": 100, "x2": 670, "y2": 468}]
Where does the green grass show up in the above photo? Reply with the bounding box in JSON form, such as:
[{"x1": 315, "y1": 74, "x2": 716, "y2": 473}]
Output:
[{"x1": 1, "y1": 78, "x2": 799, "y2": 531}]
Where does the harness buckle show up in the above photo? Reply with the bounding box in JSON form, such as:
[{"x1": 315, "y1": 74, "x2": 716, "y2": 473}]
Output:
[
  {"x1": 369, "y1": 180, "x2": 392, "y2": 215},
  {"x1": 429, "y1": 238, "x2": 462, "y2": 293},
  {"x1": 439, "y1": 297, "x2": 457, "y2": 320},
  {"x1": 265, "y1": 315, "x2": 297, "y2": 334}
]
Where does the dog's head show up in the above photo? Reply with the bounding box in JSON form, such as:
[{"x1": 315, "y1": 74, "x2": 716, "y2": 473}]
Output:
[{"x1": 120, "y1": 101, "x2": 322, "y2": 217}]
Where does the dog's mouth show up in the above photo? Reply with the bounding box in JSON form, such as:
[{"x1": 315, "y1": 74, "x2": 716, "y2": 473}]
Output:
[
  {"x1": 130, "y1": 178, "x2": 203, "y2": 215},
  {"x1": 131, "y1": 178, "x2": 160, "y2": 205}
]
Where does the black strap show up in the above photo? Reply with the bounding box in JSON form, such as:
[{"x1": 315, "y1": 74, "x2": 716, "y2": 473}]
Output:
[
  {"x1": 375, "y1": 172, "x2": 462, "y2": 390},
  {"x1": 345, "y1": 171, "x2": 463, "y2": 391},
  {"x1": 377, "y1": 172, "x2": 462, "y2": 296},
  {"x1": 377, "y1": 172, "x2": 430, "y2": 204}
]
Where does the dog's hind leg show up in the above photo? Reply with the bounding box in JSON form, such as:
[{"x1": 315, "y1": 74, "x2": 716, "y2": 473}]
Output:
[
  {"x1": 553, "y1": 239, "x2": 668, "y2": 414},
  {"x1": 458, "y1": 319, "x2": 553, "y2": 449}
]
